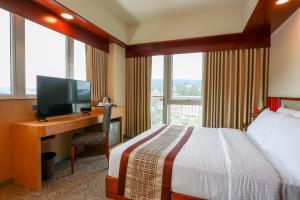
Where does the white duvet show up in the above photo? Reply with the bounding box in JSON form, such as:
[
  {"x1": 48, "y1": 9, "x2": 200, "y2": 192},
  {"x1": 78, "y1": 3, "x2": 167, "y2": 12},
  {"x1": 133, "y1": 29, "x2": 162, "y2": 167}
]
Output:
[{"x1": 108, "y1": 125, "x2": 282, "y2": 200}]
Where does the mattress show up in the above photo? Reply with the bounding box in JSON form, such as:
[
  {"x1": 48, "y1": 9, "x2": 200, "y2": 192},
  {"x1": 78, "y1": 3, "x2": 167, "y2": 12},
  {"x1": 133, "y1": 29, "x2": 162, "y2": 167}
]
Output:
[{"x1": 108, "y1": 125, "x2": 282, "y2": 200}]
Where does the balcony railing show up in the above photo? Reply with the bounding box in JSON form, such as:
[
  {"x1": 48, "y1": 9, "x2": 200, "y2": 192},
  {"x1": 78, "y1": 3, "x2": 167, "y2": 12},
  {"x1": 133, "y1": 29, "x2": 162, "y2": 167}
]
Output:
[{"x1": 151, "y1": 96, "x2": 202, "y2": 127}]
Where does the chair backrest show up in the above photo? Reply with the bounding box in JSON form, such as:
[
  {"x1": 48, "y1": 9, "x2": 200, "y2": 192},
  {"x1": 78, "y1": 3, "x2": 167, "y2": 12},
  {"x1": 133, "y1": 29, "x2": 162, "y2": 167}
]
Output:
[{"x1": 103, "y1": 104, "x2": 113, "y2": 136}]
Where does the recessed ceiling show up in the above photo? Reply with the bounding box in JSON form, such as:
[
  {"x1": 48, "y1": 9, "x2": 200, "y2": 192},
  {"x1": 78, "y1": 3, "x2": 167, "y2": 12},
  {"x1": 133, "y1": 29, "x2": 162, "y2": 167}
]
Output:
[
  {"x1": 57, "y1": 0, "x2": 255, "y2": 44},
  {"x1": 101, "y1": 0, "x2": 245, "y2": 24}
]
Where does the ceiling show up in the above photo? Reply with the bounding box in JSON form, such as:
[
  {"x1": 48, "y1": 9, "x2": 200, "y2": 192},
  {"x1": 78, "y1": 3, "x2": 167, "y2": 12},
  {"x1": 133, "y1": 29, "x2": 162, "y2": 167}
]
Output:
[
  {"x1": 56, "y1": 0, "x2": 256, "y2": 44},
  {"x1": 100, "y1": 0, "x2": 246, "y2": 25}
]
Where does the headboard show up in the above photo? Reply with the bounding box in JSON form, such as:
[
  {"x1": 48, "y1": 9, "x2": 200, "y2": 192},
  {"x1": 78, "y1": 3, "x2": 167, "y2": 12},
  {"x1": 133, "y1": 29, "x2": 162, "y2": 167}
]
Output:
[{"x1": 267, "y1": 97, "x2": 300, "y2": 111}]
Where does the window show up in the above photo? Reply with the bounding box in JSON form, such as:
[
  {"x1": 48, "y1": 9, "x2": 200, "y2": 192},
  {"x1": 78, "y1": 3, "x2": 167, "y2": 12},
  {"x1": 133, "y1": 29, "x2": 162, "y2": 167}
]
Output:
[
  {"x1": 172, "y1": 53, "x2": 202, "y2": 100},
  {"x1": 151, "y1": 53, "x2": 203, "y2": 127},
  {"x1": 151, "y1": 56, "x2": 164, "y2": 125},
  {"x1": 73, "y1": 39, "x2": 86, "y2": 80},
  {"x1": 0, "y1": 9, "x2": 89, "y2": 99},
  {"x1": 0, "y1": 9, "x2": 12, "y2": 95},
  {"x1": 25, "y1": 20, "x2": 66, "y2": 95}
]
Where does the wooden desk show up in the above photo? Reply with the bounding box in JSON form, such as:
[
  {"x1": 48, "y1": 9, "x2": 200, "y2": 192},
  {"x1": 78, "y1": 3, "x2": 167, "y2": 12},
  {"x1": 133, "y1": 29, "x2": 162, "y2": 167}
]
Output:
[{"x1": 11, "y1": 107, "x2": 124, "y2": 190}]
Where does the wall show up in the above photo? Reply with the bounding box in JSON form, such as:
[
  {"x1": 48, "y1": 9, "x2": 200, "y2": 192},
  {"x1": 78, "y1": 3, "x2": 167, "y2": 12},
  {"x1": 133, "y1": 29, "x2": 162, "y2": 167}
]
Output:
[
  {"x1": 107, "y1": 43, "x2": 126, "y2": 106},
  {"x1": 0, "y1": 99, "x2": 36, "y2": 182},
  {"x1": 269, "y1": 8, "x2": 300, "y2": 97}
]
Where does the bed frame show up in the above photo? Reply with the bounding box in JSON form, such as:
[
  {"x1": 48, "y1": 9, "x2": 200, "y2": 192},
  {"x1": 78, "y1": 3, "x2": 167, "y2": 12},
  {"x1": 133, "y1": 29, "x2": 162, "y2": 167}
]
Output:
[
  {"x1": 106, "y1": 97, "x2": 300, "y2": 200},
  {"x1": 267, "y1": 97, "x2": 300, "y2": 111},
  {"x1": 106, "y1": 176, "x2": 203, "y2": 200}
]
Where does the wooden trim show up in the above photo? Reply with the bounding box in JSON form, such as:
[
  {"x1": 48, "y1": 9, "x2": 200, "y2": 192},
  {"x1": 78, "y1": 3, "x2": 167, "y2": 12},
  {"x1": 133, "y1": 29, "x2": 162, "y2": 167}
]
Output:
[
  {"x1": 243, "y1": 0, "x2": 271, "y2": 35},
  {"x1": 271, "y1": 0, "x2": 300, "y2": 33},
  {"x1": 106, "y1": 176, "x2": 205, "y2": 200},
  {"x1": 36, "y1": 0, "x2": 126, "y2": 48},
  {"x1": 126, "y1": 0, "x2": 299, "y2": 57},
  {"x1": 243, "y1": 0, "x2": 300, "y2": 34},
  {"x1": 126, "y1": 33, "x2": 270, "y2": 57},
  {"x1": 0, "y1": 0, "x2": 110, "y2": 51},
  {"x1": 1, "y1": 0, "x2": 297, "y2": 56}
]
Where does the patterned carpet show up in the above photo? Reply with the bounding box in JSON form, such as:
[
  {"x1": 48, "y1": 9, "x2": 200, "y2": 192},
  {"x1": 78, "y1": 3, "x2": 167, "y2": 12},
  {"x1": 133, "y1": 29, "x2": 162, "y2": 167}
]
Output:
[{"x1": 0, "y1": 155, "x2": 110, "y2": 200}]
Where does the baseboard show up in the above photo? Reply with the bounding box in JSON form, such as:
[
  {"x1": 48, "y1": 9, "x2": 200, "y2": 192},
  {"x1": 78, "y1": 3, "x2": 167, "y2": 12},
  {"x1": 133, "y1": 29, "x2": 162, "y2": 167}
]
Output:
[{"x1": 0, "y1": 178, "x2": 13, "y2": 187}]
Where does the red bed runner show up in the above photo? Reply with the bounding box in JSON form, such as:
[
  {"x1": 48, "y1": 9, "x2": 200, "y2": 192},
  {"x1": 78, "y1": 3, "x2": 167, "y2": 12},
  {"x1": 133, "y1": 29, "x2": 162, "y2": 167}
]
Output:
[{"x1": 118, "y1": 125, "x2": 194, "y2": 200}]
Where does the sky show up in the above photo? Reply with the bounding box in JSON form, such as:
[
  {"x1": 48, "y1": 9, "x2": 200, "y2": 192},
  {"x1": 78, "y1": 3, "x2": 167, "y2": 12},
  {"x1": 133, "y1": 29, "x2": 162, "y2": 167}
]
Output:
[
  {"x1": 152, "y1": 53, "x2": 203, "y2": 80},
  {"x1": 25, "y1": 20, "x2": 66, "y2": 94},
  {"x1": 0, "y1": 9, "x2": 11, "y2": 93}
]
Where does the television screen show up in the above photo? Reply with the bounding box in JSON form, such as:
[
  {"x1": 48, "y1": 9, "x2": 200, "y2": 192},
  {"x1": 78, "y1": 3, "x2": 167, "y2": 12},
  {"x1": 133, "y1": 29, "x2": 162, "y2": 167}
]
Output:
[{"x1": 37, "y1": 76, "x2": 91, "y2": 119}]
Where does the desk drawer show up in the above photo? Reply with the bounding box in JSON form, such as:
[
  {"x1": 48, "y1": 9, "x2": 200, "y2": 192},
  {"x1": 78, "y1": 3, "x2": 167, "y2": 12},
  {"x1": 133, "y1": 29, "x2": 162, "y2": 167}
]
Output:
[
  {"x1": 45, "y1": 124, "x2": 65, "y2": 136},
  {"x1": 64, "y1": 118, "x2": 98, "y2": 131}
]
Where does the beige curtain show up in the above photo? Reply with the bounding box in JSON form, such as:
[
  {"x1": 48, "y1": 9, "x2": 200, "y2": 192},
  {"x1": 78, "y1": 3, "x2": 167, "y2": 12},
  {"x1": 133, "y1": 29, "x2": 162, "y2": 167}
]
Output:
[
  {"x1": 202, "y1": 48, "x2": 269, "y2": 129},
  {"x1": 126, "y1": 57, "x2": 152, "y2": 137},
  {"x1": 86, "y1": 45, "x2": 108, "y2": 105}
]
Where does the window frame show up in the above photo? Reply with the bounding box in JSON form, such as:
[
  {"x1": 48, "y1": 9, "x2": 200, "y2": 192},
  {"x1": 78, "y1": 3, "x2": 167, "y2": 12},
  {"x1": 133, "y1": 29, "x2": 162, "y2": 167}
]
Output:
[
  {"x1": 165, "y1": 54, "x2": 202, "y2": 106},
  {"x1": 0, "y1": 10, "x2": 14, "y2": 99},
  {"x1": 151, "y1": 54, "x2": 203, "y2": 125},
  {"x1": 0, "y1": 10, "x2": 87, "y2": 100}
]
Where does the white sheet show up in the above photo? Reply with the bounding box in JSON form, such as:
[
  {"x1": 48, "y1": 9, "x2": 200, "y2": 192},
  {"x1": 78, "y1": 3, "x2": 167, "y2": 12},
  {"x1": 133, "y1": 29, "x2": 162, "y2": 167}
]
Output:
[{"x1": 108, "y1": 125, "x2": 282, "y2": 200}]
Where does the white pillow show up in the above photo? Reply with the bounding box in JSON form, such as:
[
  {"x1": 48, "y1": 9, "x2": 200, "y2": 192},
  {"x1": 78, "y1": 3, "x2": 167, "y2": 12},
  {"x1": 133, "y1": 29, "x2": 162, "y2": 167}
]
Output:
[
  {"x1": 263, "y1": 115, "x2": 300, "y2": 181},
  {"x1": 277, "y1": 106, "x2": 300, "y2": 119},
  {"x1": 247, "y1": 109, "x2": 284, "y2": 147}
]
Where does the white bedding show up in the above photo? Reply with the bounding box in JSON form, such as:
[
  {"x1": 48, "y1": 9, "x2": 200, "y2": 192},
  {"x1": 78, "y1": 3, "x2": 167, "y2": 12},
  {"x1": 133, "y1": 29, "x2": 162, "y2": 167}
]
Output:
[{"x1": 108, "y1": 125, "x2": 282, "y2": 200}]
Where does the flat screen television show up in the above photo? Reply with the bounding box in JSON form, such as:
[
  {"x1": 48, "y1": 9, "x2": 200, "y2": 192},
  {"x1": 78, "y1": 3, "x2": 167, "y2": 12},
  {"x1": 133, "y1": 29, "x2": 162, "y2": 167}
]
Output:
[{"x1": 37, "y1": 76, "x2": 91, "y2": 120}]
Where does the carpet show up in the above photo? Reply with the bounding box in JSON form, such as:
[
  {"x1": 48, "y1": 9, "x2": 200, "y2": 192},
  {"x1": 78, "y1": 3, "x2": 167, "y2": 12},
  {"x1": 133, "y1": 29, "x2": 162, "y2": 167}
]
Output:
[{"x1": 0, "y1": 155, "x2": 110, "y2": 200}]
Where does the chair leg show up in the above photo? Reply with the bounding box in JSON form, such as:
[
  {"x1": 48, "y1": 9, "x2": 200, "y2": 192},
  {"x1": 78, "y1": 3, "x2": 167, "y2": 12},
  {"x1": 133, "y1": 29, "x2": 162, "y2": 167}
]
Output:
[
  {"x1": 104, "y1": 137, "x2": 110, "y2": 162},
  {"x1": 74, "y1": 146, "x2": 77, "y2": 162},
  {"x1": 70, "y1": 145, "x2": 75, "y2": 174}
]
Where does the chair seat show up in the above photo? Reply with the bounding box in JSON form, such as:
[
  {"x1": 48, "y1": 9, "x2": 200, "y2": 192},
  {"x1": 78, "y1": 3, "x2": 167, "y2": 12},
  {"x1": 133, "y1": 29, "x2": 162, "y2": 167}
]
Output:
[{"x1": 72, "y1": 132, "x2": 105, "y2": 146}]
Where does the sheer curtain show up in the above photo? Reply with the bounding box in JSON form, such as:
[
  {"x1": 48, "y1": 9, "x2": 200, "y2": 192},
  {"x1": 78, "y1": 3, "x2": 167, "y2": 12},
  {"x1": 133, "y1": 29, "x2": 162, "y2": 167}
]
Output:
[
  {"x1": 126, "y1": 57, "x2": 152, "y2": 137},
  {"x1": 202, "y1": 48, "x2": 269, "y2": 129}
]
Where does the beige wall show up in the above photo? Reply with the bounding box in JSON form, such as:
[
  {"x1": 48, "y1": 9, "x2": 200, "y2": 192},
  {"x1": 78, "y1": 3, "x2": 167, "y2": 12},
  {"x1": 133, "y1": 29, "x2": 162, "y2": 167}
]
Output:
[
  {"x1": 107, "y1": 43, "x2": 126, "y2": 106},
  {"x1": 269, "y1": 8, "x2": 300, "y2": 97}
]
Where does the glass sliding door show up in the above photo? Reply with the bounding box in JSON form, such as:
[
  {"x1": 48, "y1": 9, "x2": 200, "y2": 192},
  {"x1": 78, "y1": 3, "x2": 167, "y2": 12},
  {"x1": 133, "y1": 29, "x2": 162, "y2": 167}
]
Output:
[{"x1": 151, "y1": 53, "x2": 203, "y2": 127}]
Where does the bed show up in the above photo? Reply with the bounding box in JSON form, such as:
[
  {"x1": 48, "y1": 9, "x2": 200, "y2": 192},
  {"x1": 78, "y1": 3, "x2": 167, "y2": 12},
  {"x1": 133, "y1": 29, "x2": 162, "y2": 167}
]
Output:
[{"x1": 106, "y1": 97, "x2": 300, "y2": 200}]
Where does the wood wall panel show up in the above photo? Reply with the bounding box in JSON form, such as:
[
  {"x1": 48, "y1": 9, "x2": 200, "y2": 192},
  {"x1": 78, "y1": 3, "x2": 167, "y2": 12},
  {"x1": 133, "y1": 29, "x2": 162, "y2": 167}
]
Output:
[
  {"x1": 0, "y1": 99, "x2": 36, "y2": 181},
  {"x1": 126, "y1": 33, "x2": 270, "y2": 57},
  {"x1": 0, "y1": 0, "x2": 110, "y2": 52},
  {"x1": 271, "y1": 0, "x2": 300, "y2": 32}
]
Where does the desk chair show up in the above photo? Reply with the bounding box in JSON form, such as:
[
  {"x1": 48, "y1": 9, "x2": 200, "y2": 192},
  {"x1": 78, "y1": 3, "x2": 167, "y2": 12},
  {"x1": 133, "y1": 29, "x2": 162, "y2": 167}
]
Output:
[{"x1": 70, "y1": 104, "x2": 112, "y2": 174}]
